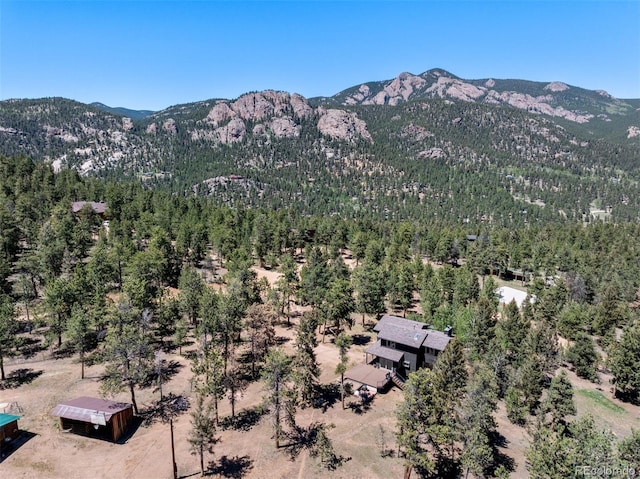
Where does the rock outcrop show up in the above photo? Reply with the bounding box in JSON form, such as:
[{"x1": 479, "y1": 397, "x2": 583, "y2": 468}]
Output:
[{"x1": 317, "y1": 108, "x2": 372, "y2": 142}]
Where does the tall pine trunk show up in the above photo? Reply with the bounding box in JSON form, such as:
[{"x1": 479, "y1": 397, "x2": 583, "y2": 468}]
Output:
[{"x1": 129, "y1": 383, "x2": 139, "y2": 414}]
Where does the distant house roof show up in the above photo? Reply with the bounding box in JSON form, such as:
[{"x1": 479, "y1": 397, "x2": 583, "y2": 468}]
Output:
[
  {"x1": 496, "y1": 286, "x2": 532, "y2": 308},
  {"x1": 72, "y1": 201, "x2": 107, "y2": 215},
  {"x1": 0, "y1": 413, "x2": 20, "y2": 428},
  {"x1": 365, "y1": 340, "x2": 405, "y2": 362},
  {"x1": 51, "y1": 397, "x2": 131, "y2": 426}
]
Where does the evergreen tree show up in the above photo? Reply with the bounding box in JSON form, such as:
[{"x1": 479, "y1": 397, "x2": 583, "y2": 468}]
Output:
[
  {"x1": 396, "y1": 368, "x2": 440, "y2": 479},
  {"x1": 543, "y1": 370, "x2": 576, "y2": 425},
  {"x1": 101, "y1": 304, "x2": 154, "y2": 414},
  {"x1": 262, "y1": 348, "x2": 293, "y2": 448},
  {"x1": 292, "y1": 312, "x2": 319, "y2": 406},
  {"x1": 459, "y1": 365, "x2": 499, "y2": 479},
  {"x1": 334, "y1": 333, "x2": 352, "y2": 410},
  {"x1": 67, "y1": 304, "x2": 93, "y2": 379},
  {"x1": 352, "y1": 261, "x2": 386, "y2": 326},
  {"x1": 609, "y1": 321, "x2": 640, "y2": 403},
  {"x1": 617, "y1": 429, "x2": 640, "y2": 471},
  {"x1": 178, "y1": 265, "x2": 205, "y2": 326},
  {"x1": 245, "y1": 303, "x2": 277, "y2": 379},
  {"x1": 566, "y1": 333, "x2": 599, "y2": 381},
  {"x1": 188, "y1": 390, "x2": 217, "y2": 477},
  {"x1": 0, "y1": 293, "x2": 16, "y2": 381}
]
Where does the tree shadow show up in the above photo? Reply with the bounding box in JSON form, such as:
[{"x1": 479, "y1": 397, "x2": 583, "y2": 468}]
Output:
[
  {"x1": 350, "y1": 334, "x2": 371, "y2": 346},
  {"x1": 207, "y1": 455, "x2": 254, "y2": 478},
  {"x1": 274, "y1": 335, "x2": 290, "y2": 346},
  {"x1": 313, "y1": 383, "x2": 340, "y2": 412},
  {"x1": 284, "y1": 422, "x2": 348, "y2": 470},
  {"x1": 140, "y1": 393, "x2": 190, "y2": 427},
  {"x1": 489, "y1": 431, "x2": 515, "y2": 474},
  {"x1": 14, "y1": 336, "x2": 46, "y2": 359},
  {"x1": 284, "y1": 423, "x2": 320, "y2": 460},
  {"x1": 115, "y1": 415, "x2": 144, "y2": 444},
  {"x1": 346, "y1": 395, "x2": 372, "y2": 415},
  {"x1": 143, "y1": 360, "x2": 184, "y2": 389},
  {"x1": 489, "y1": 430, "x2": 508, "y2": 448},
  {"x1": 52, "y1": 344, "x2": 76, "y2": 359},
  {"x1": 219, "y1": 405, "x2": 266, "y2": 432},
  {"x1": 0, "y1": 369, "x2": 43, "y2": 390}
]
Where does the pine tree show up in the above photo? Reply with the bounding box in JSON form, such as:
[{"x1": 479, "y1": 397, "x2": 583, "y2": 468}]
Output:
[
  {"x1": 396, "y1": 368, "x2": 439, "y2": 479},
  {"x1": 609, "y1": 321, "x2": 640, "y2": 403},
  {"x1": 566, "y1": 333, "x2": 599, "y2": 381},
  {"x1": 101, "y1": 304, "x2": 154, "y2": 414},
  {"x1": 0, "y1": 293, "x2": 16, "y2": 381},
  {"x1": 245, "y1": 303, "x2": 277, "y2": 379},
  {"x1": 67, "y1": 304, "x2": 92, "y2": 379},
  {"x1": 188, "y1": 390, "x2": 217, "y2": 477},
  {"x1": 334, "y1": 333, "x2": 352, "y2": 410},
  {"x1": 543, "y1": 370, "x2": 576, "y2": 425},
  {"x1": 459, "y1": 364, "x2": 499, "y2": 478},
  {"x1": 291, "y1": 312, "x2": 319, "y2": 406},
  {"x1": 262, "y1": 349, "x2": 293, "y2": 448}
]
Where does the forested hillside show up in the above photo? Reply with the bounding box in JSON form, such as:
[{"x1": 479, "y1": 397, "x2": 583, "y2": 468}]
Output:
[
  {"x1": 0, "y1": 154, "x2": 639, "y2": 477},
  {"x1": 2, "y1": 69, "x2": 640, "y2": 225}
]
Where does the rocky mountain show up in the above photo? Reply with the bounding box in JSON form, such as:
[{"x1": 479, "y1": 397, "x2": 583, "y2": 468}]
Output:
[
  {"x1": 318, "y1": 69, "x2": 640, "y2": 142},
  {"x1": 1, "y1": 70, "x2": 640, "y2": 224}
]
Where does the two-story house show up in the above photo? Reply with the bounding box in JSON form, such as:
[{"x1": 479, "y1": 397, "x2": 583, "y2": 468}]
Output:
[{"x1": 364, "y1": 315, "x2": 452, "y2": 381}]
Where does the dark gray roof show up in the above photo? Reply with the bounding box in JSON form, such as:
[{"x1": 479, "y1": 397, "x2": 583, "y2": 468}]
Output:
[
  {"x1": 378, "y1": 327, "x2": 429, "y2": 348},
  {"x1": 365, "y1": 340, "x2": 405, "y2": 362},
  {"x1": 374, "y1": 314, "x2": 451, "y2": 351},
  {"x1": 374, "y1": 315, "x2": 429, "y2": 333},
  {"x1": 423, "y1": 331, "x2": 451, "y2": 351},
  {"x1": 51, "y1": 397, "x2": 131, "y2": 425}
]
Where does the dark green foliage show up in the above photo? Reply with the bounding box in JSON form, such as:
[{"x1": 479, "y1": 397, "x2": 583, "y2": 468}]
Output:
[
  {"x1": 396, "y1": 368, "x2": 439, "y2": 478},
  {"x1": 566, "y1": 334, "x2": 599, "y2": 381},
  {"x1": 543, "y1": 371, "x2": 576, "y2": 425},
  {"x1": 101, "y1": 300, "x2": 154, "y2": 414},
  {"x1": 459, "y1": 365, "x2": 499, "y2": 478},
  {"x1": 178, "y1": 265, "x2": 205, "y2": 325},
  {"x1": 608, "y1": 321, "x2": 640, "y2": 403},
  {"x1": 505, "y1": 387, "x2": 528, "y2": 426},
  {"x1": 67, "y1": 304, "x2": 93, "y2": 379},
  {"x1": 189, "y1": 390, "x2": 217, "y2": 476},
  {"x1": 0, "y1": 293, "x2": 17, "y2": 381},
  {"x1": 262, "y1": 348, "x2": 293, "y2": 449},
  {"x1": 292, "y1": 312, "x2": 319, "y2": 407},
  {"x1": 352, "y1": 260, "x2": 386, "y2": 325},
  {"x1": 527, "y1": 415, "x2": 616, "y2": 479},
  {"x1": 617, "y1": 429, "x2": 640, "y2": 470},
  {"x1": 334, "y1": 333, "x2": 352, "y2": 410},
  {"x1": 497, "y1": 299, "x2": 530, "y2": 364}
]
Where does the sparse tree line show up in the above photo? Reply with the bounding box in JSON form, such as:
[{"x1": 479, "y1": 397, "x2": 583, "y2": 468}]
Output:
[{"x1": 0, "y1": 154, "x2": 639, "y2": 477}]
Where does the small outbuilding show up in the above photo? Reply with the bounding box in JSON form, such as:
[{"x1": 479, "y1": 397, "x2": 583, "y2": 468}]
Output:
[
  {"x1": 51, "y1": 397, "x2": 133, "y2": 442},
  {"x1": 0, "y1": 413, "x2": 21, "y2": 443}
]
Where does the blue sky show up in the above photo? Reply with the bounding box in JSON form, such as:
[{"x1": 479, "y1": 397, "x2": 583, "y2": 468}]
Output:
[{"x1": 1, "y1": 0, "x2": 638, "y2": 111}]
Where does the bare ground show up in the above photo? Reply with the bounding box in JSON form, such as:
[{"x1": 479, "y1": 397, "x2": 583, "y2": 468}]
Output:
[{"x1": 2, "y1": 263, "x2": 639, "y2": 478}]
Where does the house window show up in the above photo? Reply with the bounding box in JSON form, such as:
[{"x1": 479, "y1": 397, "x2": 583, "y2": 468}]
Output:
[
  {"x1": 388, "y1": 341, "x2": 396, "y2": 349},
  {"x1": 402, "y1": 360, "x2": 411, "y2": 369}
]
